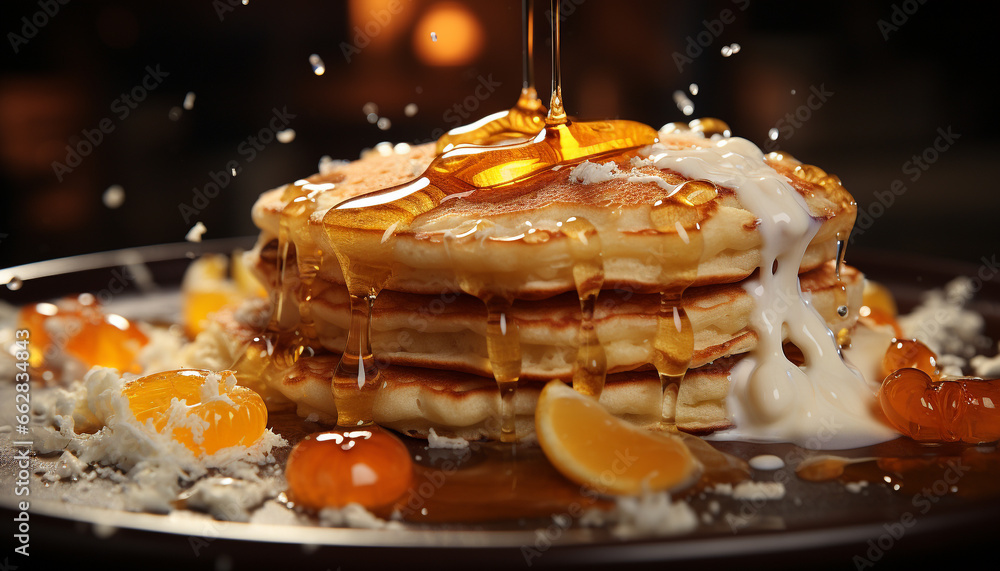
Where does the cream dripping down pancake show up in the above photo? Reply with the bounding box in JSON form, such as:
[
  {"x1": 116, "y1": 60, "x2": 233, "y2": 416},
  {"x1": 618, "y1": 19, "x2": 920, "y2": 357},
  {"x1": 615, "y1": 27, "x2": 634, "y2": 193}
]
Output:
[{"x1": 231, "y1": 116, "x2": 896, "y2": 449}]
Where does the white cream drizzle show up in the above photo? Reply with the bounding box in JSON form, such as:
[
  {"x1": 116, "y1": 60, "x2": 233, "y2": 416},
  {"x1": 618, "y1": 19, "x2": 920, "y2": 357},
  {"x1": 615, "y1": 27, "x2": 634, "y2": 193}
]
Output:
[{"x1": 642, "y1": 129, "x2": 897, "y2": 449}]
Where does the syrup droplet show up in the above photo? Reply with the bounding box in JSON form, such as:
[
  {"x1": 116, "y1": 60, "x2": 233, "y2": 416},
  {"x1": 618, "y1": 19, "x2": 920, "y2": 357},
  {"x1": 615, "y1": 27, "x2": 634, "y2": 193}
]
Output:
[
  {"x1": 436, "y1": 0, "x2": 544, "y2": 152},
  {"x1": 833, "y1": 236, "x2": 850, "y2": 344},
  {"x1": 309, "y1": 54, "x2": 325, "y2": 75},
  {"x1": 231, "y1": 183, "x2": 323, "y2": 391},
  {"x1": 103, "y1": 184, "x2": 125, "y2": 208},
  {"x1": 673, "y1": 90, "x2": 695, "y2": 116},
  {"x1": 332, "y1": 291, "x2": 384, "y2": 427}
]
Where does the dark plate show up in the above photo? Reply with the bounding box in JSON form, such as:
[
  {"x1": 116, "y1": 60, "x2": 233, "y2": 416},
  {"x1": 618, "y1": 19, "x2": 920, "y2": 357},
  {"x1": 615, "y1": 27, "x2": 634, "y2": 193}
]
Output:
[{"x1": 1, "y1": 241, "x2": 999, "y2": 571}]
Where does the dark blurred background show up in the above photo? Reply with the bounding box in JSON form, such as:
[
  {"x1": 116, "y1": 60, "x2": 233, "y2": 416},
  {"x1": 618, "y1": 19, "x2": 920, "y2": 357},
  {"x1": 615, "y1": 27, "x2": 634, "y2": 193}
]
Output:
[{"x1": 1, "y1": 0, "x2": 997, "y2": 270}]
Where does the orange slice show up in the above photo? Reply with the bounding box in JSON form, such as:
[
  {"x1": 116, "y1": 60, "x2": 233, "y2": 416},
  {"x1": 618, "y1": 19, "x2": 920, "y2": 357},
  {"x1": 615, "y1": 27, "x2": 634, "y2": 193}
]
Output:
[{"x1": 535, "y1": 379, "x2": 700, "y2": 495}]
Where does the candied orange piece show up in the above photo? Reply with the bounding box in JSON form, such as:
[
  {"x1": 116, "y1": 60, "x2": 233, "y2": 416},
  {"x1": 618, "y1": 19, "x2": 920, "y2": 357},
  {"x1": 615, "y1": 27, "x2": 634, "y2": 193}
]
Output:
[
  {"x1": 123, "y1": 369, "x2": 268, "y2": 455},
  {"x1": 882, "y1": 338, "x2": 939, "y2": 380},
  {"x1": 17, "y1": 294, "x2": 148, "y2": 373},
  {"x1": 16, "y1": 300, "x2": 58, "y2": 368},
  {"x1": 285, "y1": 427, "x2": 413, "y2": 510},
  {"x1": 879, "y1": 368, "x2": 1000, "y2": 444},
  {"x1": 64, "y1": 313, "x2": 148, "y2": 374},
  {"x1": 535, "y1": 379, "x2": 699, "y2": 495}
]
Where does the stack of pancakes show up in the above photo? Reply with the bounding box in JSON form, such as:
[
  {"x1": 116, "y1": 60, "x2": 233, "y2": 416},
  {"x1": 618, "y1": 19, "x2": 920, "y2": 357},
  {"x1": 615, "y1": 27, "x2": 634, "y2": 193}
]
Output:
[{"x1": 237, "y1": 133, "x2": 861, "y2": 441}]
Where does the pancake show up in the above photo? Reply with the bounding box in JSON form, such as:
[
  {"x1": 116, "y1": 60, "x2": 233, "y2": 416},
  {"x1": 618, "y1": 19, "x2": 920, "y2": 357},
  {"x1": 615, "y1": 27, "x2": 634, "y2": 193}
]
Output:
[
  {"x1": 238, "y1": 119, "x2": 889, "y2": 447},
  {"x1": 249, "y1": 134, "x2": 854, "y2": 299},
  {"x1": 185, "y1": 260, "x2": 861, "y2": 440},
  {"x1": 249, "y1": 258, "x2": 861, "y2": 381},
  {"x1": 183, "y1": 307, "x2": 740, "y2": 441}
]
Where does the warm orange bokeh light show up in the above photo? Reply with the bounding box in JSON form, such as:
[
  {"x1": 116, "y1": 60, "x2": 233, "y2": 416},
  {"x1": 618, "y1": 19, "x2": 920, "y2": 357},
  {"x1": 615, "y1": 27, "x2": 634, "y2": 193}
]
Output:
[
  {"x1": 348, "y1": 0, "x2": 413, "y2": 55},
  {"x1": 413, "y1": 2, "x2": 484, "y2": 67}
]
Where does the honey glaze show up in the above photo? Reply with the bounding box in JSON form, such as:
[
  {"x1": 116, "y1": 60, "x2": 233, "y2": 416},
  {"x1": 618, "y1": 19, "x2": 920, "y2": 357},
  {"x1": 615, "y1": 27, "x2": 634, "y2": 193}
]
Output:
[
  {"x1": 259, "y1": 0, "x2": 896, "y2": 522},
  {"x1": 391, "y1": 435, "x2": 750, "y2": 523},
  {"x1": 394, "y1": 442, "x2": 608, "y2": 523},
  {"x1": 484, "y1": 296, "x2": 523, "y2": 442},
  {"x1": 795, "y1": 444, "x2": 1000, "y2": 501}
]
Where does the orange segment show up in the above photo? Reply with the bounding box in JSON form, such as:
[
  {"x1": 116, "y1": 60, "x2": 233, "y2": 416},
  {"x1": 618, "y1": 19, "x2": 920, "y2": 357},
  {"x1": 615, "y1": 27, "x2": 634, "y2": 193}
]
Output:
[
  {"x1": 285, "y1": 427, "x2": 413, "y2": 510},
  {"x1": 535, "y1": 380, "x2": 700, "y2": 495},
  {"x1": 123, "y1": 369, "x2": 268, "y2": 455}
]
